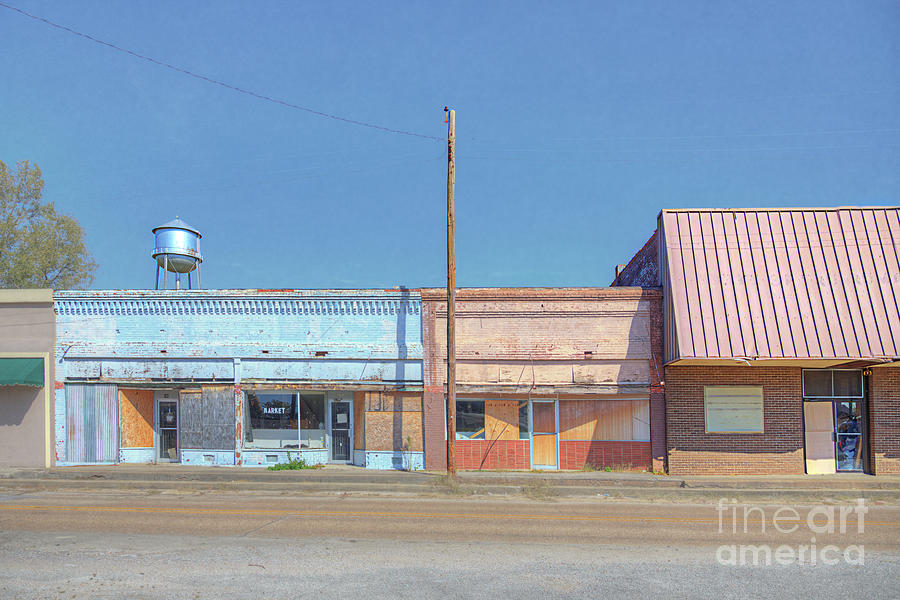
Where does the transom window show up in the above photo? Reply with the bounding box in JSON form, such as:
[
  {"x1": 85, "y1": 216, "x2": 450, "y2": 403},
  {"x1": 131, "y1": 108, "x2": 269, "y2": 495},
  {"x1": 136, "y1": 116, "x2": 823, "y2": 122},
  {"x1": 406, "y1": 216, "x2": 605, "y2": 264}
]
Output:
[{"x1": 802, "y1": 370, "x2": 863, "y2": 399}]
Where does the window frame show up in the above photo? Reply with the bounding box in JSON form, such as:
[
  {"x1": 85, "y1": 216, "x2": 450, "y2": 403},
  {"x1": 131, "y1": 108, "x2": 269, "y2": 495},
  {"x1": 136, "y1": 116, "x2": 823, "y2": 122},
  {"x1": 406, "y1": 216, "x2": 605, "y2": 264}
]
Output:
[
  {"x1": 703, "y1": 385, "x2": 765, "y2": 434},
  {"x1": 801, "y1": 369, "x2": 864, "y2": 400}
]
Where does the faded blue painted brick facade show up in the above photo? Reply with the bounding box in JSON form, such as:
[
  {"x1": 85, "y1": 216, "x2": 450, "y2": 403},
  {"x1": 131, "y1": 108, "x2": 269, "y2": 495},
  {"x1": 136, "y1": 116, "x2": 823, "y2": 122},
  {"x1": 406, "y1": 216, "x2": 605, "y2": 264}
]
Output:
[
  {"x1": 55, "y1": 289, "x2": 422, "y2": 385},
  {"x1": 54, "y1": 289, "x2": 423, "y2": 466}
]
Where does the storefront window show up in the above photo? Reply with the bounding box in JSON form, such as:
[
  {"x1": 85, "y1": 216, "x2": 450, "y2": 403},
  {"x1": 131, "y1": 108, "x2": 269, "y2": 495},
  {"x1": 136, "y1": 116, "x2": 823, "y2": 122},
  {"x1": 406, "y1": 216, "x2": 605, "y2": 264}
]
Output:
[
  {"x1": 456, "y1": 400, "x2": 485, "y2": 439},
  {"x1": 518, "y1": 401, "x2": 530, "y2": 440},
  {"x1": 245, "y1": 392, "x2": 298, "y2": 449},
  {"x1": 299, "y1": 394, "x2": 326, "y2": 449},
  {"x1": 454, "y1": 399, "x2": 530, "y2": 440}
]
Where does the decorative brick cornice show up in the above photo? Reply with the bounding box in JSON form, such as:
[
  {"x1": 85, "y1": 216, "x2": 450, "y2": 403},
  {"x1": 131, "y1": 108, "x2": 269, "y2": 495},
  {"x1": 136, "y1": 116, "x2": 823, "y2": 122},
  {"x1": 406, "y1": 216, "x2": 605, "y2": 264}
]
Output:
[{"x1": 55, "y1": 290, "x2": 420, "y2": 317}]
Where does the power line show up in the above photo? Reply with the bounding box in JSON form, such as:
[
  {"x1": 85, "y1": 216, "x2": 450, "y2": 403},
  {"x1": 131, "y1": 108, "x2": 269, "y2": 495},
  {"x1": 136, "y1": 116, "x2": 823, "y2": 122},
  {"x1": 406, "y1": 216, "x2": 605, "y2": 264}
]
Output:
[{"x1": 0, "y1": 2, "x2": 442, "y2": 141}]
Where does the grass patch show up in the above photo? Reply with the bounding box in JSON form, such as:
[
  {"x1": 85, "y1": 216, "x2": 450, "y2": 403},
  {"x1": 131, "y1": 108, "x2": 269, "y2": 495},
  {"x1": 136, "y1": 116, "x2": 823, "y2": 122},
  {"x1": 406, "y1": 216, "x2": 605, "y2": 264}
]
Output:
[
  {"x1": 432, "y1": 474, "x2": 472, "y2": 496},
  {"x1": 267, "y1": 453, "x2": 323, "y2": 471},
  {"x1": 522, "y1": 479, "x2": 557, "y2": 501}
]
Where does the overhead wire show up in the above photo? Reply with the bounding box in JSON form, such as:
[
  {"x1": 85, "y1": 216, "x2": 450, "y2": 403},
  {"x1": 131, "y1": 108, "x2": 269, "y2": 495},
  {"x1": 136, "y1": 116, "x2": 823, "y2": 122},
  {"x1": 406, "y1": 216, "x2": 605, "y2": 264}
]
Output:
[{"x1": 0, "y1": 1, "x2": 442, "y2": 141}]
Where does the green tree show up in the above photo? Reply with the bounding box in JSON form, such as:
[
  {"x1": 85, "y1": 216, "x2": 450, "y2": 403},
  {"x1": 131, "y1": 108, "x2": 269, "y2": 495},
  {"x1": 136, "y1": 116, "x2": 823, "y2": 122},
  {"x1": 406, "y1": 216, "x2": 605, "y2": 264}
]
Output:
[{"x1": 0, "y1": 160, "x2": 96, "y2": 289}]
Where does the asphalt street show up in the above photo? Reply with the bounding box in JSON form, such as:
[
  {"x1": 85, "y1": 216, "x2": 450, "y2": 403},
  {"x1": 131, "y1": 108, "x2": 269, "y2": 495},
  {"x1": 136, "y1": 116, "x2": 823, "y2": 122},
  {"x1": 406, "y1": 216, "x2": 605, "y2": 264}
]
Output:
[{"x1": 0, "y1": 490, "x2": 898, "y2": 599}]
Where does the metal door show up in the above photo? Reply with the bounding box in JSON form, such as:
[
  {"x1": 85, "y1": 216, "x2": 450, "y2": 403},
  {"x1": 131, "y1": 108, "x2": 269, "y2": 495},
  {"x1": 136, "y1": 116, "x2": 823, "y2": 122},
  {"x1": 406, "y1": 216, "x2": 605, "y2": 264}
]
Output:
[
  {"x1": 804, "y1": 402, "x2": 836, "y2": 474},
  {"x1": 330, "y1": 400, "x2": 351, "y2": 462}
]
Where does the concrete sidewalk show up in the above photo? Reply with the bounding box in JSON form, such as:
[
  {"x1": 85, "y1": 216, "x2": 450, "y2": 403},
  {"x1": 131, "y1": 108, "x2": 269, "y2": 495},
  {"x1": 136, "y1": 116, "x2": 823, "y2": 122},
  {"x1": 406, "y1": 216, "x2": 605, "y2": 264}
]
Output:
[{"x1": 1, "y1": 465, "x2": 899, "y2": 502}]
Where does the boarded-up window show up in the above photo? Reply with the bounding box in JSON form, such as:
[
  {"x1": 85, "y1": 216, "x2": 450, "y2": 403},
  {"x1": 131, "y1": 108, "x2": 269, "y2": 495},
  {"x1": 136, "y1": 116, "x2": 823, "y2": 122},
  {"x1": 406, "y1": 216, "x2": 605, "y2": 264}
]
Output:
[
  {"x1": 704, "y1": 386, "x2": 764, "y2": 433},
  {"x1": 485, "y1": 399, "x2": 519, "y2": 441},
  {"x1": 119, "y1": 389, "x2": 153, "y2": 448},
  {"x1": 179, "y1": 387, "x2": 235, "y2": 450}
]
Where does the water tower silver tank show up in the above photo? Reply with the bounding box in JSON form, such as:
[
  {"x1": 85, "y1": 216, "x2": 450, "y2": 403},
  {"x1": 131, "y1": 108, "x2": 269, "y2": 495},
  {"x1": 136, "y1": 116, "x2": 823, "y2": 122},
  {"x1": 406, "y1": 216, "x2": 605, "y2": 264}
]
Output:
[{"x1": 153, "y1": 217, "x2": 202, "y2": 290}]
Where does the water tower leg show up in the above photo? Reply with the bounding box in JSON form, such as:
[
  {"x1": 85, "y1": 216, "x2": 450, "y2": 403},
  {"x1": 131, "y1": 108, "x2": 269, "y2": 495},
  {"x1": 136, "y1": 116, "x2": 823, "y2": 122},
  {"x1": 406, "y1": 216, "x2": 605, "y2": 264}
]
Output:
[
  {"x1": 197, "y1": 264, "x2": 202, "y2": 289},
  {"x1": 188, "y1": 272, "x2": 192, "y2": 290},
  {"x1": 163, "y1": 256, "x2": 168, "y2": 290},
  {"x1": 155, "y1": 264, "x2": 160, "y2": 290}
]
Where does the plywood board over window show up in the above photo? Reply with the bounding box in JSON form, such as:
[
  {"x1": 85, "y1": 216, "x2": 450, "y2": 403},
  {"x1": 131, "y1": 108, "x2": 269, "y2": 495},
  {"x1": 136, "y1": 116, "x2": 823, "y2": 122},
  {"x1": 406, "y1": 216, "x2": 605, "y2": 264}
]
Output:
[
  {"x1": 485, "y1": 399, "x2": 519, "y2": 440},
  {"x1": 704, "y1": 386, "x2": 764, "y2": 433},
  {"x1": 119, "y1": 389, "x2": 153, "y2": 448},
  {"x1": 353, "y1": 392, "x2": 365, "y2": 450}
]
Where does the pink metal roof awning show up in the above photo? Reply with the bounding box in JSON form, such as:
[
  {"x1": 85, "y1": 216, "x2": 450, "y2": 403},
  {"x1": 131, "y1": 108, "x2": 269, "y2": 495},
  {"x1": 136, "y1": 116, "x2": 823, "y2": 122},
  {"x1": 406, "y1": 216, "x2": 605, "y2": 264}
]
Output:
[{"x1": 659, "y1": 207, "x2": 900, "y2": 364}]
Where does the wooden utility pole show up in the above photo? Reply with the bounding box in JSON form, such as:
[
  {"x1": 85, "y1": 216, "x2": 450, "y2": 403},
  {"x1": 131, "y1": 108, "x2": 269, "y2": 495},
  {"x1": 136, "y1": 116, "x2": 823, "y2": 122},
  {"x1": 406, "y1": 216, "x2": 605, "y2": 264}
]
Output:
[{"x1": 445, "y1": 107, "x2": 457, "y2": 476}]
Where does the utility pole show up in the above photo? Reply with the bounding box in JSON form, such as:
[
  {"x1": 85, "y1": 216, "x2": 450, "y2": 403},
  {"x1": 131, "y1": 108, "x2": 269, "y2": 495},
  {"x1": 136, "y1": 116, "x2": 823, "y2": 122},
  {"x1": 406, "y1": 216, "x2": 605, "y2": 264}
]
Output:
[{"x1": 445, "y1": 107, "x2": 457, "y2": 476}]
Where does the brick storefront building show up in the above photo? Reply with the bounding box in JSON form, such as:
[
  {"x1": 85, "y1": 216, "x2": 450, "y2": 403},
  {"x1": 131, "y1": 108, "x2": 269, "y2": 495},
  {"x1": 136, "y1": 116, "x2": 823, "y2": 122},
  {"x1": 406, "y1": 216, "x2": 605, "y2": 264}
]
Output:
[
  {"x1": 616, "y1": 207, "x2": 900, "y2": 475},
  {"x1": 421, "y1": 287, "x2": 664, "y2": 472}
]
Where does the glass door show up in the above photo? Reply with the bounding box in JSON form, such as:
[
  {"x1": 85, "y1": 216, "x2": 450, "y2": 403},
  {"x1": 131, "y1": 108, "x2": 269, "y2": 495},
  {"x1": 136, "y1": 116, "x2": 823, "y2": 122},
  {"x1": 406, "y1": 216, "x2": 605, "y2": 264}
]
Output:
[
  {"x1": 329, "y1": 400, "x2": 351, "y2": 462},
  {"x1": 834, "y1": 401, "x2": 863, "y2": 471},
  {"x1": 531, "y1": 401, "x2": 558, "y2": 469},
  {"x1": 157, "y1": 400, "x2": 179, "y2": 462}
]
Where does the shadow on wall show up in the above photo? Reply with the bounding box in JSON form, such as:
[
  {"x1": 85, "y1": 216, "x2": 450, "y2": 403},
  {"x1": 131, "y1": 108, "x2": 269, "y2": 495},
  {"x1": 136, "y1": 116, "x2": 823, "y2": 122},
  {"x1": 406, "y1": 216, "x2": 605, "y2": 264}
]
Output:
[
  {"x1": 0, "y1": 387, "x2": 40, "y2": 427},
  {"x1": 393, "y1": 287, "x2": 409, "y2": 452}
]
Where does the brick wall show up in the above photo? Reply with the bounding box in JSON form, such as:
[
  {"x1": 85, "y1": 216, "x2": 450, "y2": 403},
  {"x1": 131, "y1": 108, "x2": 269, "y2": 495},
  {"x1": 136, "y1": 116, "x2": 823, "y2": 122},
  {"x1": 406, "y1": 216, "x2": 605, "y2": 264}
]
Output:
[
  {"x1": 420, "y1": 287, "x2": 661, "y2": 472},
  {"x1": 869, "y1": 368, "x2": 900, "y2": 474},
  {"x1": 611, "y1": 229, "x2": 658, "y2": 287},
  {"x1": 665, "y1": 366, "x2": 805, "y2": 475},
  {"x1": 456, "y1": 440, "x2": 530, "y2": 470},
  {"x1": 648, "y1": 292, "x2": 666, "y2": 473},
  {"x1": 559, "y1": 441, "x2": 651, "y2": 470}
]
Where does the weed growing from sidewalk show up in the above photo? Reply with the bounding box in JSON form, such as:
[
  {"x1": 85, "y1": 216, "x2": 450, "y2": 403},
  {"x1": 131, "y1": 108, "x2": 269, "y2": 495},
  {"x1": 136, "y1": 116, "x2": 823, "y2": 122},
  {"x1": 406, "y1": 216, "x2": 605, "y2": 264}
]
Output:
[
  {"x1": 522, "y1": 479, "x2": 557, "y2": 501},
  {"x1": 267, "y1": 452, "x2": 323, "y2": 471},
  {"x1": 432, "y1": 474, "x2": 472, "y2": 496}
]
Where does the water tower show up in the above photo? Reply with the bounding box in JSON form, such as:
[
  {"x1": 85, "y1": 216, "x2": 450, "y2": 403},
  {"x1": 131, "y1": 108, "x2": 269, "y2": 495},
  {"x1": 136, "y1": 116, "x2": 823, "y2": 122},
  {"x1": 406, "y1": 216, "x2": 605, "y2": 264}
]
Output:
[{"x1": 152, "y1": 217, "x2": 202, "y2": 290}]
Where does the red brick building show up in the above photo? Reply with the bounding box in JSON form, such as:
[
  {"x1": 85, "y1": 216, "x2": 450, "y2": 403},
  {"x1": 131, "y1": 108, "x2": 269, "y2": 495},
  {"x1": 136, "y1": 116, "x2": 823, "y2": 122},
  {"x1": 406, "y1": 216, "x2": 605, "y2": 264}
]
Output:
[
  {"x1": 616, "y1": 207, "x2": 900, "y2": 475},
  {"x1": 421, "y1": 288, "x2": 664, "y2": 472}
]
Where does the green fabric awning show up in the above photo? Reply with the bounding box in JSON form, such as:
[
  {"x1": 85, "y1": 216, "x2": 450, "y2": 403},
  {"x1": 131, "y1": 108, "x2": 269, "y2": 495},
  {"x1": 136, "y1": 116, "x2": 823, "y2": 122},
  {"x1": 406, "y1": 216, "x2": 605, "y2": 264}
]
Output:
[{"x1": 0, "y1": 358, "x2": 44, "y2": 387}]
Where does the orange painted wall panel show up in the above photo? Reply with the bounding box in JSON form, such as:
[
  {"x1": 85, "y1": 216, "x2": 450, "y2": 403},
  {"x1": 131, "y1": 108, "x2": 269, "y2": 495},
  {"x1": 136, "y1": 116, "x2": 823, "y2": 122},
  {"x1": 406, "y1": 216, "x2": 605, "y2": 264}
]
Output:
[
  {"x1": 559, "y1": 399, "x2": 645, "y2": 441},
  {"x1": 119, "y1": 389, "x2": 154, "y2": 448}
]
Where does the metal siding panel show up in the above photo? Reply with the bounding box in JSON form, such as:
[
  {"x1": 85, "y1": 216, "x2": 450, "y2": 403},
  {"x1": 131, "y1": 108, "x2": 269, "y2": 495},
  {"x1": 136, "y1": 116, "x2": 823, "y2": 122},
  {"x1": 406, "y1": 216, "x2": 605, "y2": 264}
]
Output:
[
  {"x1": 851, "y1": 210, "x2": 892, "y2": 355},
  {"x1": 97, "y1": 385, "x2": 118, "y2": 462},
  {"x1": 783, "y1": 212, "x2": 825, "y2": 357},
  {"x1": 836, "y1": 210, "x2": 878, "y2": 355},
  {"x1": 179, "y1": 391, "x2": 202, "y2": 449},
  {"x1": 823, "y1": 211, "x2": 865, "y2": 356},
  {"x1": 675, "y1": 212, "x2": 704, "y2": 357},
  {"x1": 698, "y1": 212, "x2": 730, "y2": 356},
  {"x1": 712, "y1": 212, "x2": 744, "y2": 357},
  {"x1": 755, "y1": 212, "x2": 793, "y2": 356},
  {"x1": 765, "y1": 212, "x2": 805, "y2": 356},
  {"x1": 659, "y1": 208, "x2": 900, "y2": 361},
  {"x1": 65, "y1": 385, "x2": 82, "y2": 463},
  {"x1": 83, "y1": 385, "x2": 96, "y2": 463},
  {"x1": 865, "y1": 210, "x2": 900, "y2": 354},
  {"x1": 743, "y1": 212, "x2": 780, "y2": 356},
  {"x1": 689, "y1": 212, "x2": 719, "y2": 357},
  {"x1": 803, "y1": 211, "x2": 848, "y2": 356},
  {"x1": 809, "y1": 212, "x2": 853, "y2": 357},
  {"x1": 722, "y1": 212, "x2": 756, "y2": 357},
  {"x1": 201, "y1": 387, "x2": 235, "y2": 451}
]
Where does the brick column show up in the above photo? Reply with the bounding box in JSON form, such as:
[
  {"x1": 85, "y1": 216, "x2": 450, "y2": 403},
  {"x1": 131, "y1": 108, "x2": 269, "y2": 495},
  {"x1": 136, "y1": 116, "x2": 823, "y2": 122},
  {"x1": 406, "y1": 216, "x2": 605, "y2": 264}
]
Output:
[
  {"x1": 869, "y1": 367, "x2": 900, "y2": 474},
  {"x1": 421, "y1": 300, "x2": 447, "y2": 470},
  {"x1": 648, "y1": 291, "x2": 666, "y2": 473}
]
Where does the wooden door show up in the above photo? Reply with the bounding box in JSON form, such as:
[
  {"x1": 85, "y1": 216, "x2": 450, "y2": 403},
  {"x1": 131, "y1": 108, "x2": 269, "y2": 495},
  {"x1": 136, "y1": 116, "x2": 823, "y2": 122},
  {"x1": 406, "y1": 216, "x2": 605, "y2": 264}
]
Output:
[
  {"x1": 532, "y1": 402, "x2": 557, "y2": 468},
  {"x1": 804, "y1": 402, "x2": 836, "y2": 474}
]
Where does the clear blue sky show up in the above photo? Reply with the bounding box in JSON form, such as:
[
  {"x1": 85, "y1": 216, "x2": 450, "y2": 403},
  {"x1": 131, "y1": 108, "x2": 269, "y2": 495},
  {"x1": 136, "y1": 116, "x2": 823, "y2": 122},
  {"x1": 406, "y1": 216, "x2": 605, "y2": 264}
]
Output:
[{"x1": 2, "y1": 1, "x2": 898, "y2": 290}]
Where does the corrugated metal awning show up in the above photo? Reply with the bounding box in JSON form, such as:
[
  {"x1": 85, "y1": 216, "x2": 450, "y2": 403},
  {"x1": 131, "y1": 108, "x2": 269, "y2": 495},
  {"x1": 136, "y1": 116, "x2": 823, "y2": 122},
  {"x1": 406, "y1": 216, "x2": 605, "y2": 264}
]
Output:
[
  {"x1": 661, "y1": 207, "x2": 900, "y2": 361},
  {"x1": 0, "y1": 358, "x2": 44, "y2": 387}
]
